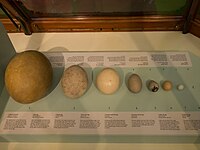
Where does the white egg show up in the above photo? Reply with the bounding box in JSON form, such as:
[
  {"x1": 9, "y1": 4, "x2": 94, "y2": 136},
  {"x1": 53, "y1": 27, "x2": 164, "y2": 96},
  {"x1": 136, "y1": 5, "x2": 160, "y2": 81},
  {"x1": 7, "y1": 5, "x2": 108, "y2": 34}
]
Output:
[
  {"x1": 177, "y1": 84, "x2": 184, "y2": 91},
  {"x1": 96, "y1": 68, "x2": 120, "y2": 94}
]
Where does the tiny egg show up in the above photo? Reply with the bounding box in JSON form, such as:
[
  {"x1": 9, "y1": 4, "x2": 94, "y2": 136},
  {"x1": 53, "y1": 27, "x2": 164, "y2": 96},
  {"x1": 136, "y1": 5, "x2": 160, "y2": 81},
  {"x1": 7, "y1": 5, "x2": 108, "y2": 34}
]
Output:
[
  {"x1": 162, "y1": 80, "x2": 173, "y2": 91},
  {"x1": 177, "y1": 84, "x2": 185, "y2": 91},
  {"x1": 96, "y1": 68, "x2": 120, "y2": 94}
]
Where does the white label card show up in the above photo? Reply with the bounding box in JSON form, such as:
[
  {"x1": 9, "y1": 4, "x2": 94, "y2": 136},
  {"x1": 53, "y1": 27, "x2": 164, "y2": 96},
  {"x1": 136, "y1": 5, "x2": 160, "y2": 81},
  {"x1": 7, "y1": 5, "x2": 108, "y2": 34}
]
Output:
[
  {"x1": 0, "y1": 112, "x2": 200, "y2": 135},
  {"x1": 44, "y1": 52, "x2": 192, "y2": 68}
]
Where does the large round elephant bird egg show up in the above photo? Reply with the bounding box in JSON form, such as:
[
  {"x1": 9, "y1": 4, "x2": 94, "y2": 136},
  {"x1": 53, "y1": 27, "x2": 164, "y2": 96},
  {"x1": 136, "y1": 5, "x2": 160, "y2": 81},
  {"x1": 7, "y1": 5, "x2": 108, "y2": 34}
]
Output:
[
  {"x1": 5, "y1": 50, "x2": 53, "y2": 104},
  {"x1": 96, "y1": 68, "x2": 120, "y2": 94}
]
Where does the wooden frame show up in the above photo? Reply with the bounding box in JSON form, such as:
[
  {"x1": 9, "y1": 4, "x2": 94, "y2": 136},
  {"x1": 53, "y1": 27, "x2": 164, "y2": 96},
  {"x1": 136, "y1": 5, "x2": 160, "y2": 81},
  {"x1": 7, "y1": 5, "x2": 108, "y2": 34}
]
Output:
[
  {"x1": 0, "y1": 0, "x2": 32, "y2": 34},
  {"x1": 0, "y1": 18, "x2": 20, "y2": 32},
  {"x1": 0, "y1": 15, "x2": 184, "y2": 33},
  {"x1": 190, "y1": 19, "x2": 200, "y2": 38},
  {"x1": 30, "y1": 16, "x2": 184, "y2": 32},
  {"x1": 188, "y1": 0, "x2": 200, "y2": 38},
  {"x1": 0, "y1": 0, "x2": 199, "y2": 37}
]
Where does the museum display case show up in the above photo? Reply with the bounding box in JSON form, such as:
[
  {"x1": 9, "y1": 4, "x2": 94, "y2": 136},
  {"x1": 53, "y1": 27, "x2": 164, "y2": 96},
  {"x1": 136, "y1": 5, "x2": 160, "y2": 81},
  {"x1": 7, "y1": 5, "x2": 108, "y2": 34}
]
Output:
[
  {"x1": 1, "y1": 1, "x2": 200, "y2": 150},
  {"x1": 189, "y1": 1, "x2": 200, "y2": 38},
  {"x1": 0, "y1": 0, "x2": 199, "y2": 36}
]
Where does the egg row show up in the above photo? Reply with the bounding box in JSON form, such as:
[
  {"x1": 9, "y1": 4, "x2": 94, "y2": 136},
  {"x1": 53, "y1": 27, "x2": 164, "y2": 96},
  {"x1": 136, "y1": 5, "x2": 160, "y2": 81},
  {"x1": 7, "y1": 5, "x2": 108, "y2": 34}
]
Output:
[
  {"x1": 4, "y1": 51, "x2": 185, "y2": 104},
  {"x1": 61, "y1": 65, "x2": 185, "y2": 99}
]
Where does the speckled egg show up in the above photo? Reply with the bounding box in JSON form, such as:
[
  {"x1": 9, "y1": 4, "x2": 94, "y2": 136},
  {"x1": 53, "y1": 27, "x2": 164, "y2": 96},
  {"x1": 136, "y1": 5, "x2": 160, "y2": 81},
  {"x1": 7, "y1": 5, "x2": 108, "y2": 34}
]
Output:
[
  {"x1": 148, "y1": 80, "x2": 159, "y2": 92},
  {"x1": 127, "y1": 74, "x2": 142, "y2": 93},
  {"x1": 61, "y1": 65, "x2": 88, "y2": 99}
]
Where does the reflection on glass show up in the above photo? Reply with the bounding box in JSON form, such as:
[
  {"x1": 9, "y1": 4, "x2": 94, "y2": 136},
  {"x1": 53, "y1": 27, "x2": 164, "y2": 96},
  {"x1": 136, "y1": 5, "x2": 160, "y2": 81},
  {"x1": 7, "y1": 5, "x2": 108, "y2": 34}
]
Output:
[
  {"x1": 0, "y1": 8, "x2": 6, "y2": 18},
  {"x1": 197, "y1": 4, "x2": 200, "y2": 20},
  {"x1": 17, "y1": 0, "x2": 187, "y2": 17}
]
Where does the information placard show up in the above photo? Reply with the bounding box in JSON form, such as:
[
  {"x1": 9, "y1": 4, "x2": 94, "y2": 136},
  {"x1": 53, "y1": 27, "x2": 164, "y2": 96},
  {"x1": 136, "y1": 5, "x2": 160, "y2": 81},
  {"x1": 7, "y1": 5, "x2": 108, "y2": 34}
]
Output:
[{"x1": 1, "y1": 111, "x2": 200, "y2": 135}]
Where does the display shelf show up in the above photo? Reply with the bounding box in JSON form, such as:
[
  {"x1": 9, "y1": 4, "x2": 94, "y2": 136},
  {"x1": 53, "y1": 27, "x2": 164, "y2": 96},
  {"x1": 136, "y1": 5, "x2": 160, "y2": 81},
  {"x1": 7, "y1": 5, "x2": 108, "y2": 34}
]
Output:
[{"x1": 1, "y1": 22, "x2": 200, "y2": 149}]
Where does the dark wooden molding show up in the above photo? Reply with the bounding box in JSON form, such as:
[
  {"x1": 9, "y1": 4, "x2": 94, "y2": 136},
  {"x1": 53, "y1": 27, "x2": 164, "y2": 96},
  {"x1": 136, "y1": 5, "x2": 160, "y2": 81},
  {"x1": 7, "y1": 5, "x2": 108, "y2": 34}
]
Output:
[
  {"x1": 1, "y1": 0, "x2": 200, "y2": 38},
  {"x1": 183, "y1": 0, "x2": 200, "y2": 33},
  {"x1": 0, "y1": 18, "x2": 21, "y2": 32},
  {"x1": 187, "y1": 0, "x2": 200, "y2": 38},
  {"x1": 0, "y1": 15, "x2": 184, "y2": 33},
  {"x1": 190, "y1": 19, "x2": 200, "y2": 38},
  {"x1": 0, "y1": 0, "x2": 32, "y2": 34},
  {"x1": 1, "y1": 0, "x2": 198, "y2": 35},
  {"x1": 31, "y1": 16, "x2": 184, "y2": 33}
]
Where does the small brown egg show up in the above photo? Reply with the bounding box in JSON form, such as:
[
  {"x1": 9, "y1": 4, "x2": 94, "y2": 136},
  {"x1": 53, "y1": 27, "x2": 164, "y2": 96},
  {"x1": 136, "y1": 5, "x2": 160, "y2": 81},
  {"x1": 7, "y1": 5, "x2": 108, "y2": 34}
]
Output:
[
  {"x1": 61, "y1": 65, "x2": 88, "y2": 99},
  {"x1": 162, "y1": 80, "x2": 173, "y2": 91},
  {"x1": 96, "y1": 68, "x2": 120, "y2": 94},
  {"x1": 128, "y1": 74, "x2": 142, "y2": 93}
]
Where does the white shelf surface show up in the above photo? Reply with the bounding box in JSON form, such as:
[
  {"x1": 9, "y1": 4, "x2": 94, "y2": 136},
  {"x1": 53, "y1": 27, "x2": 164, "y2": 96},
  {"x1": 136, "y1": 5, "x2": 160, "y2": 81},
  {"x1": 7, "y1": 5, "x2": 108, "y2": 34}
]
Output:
[{"x1": 1, "y1": 31, "x2": 200, "y2": 150}]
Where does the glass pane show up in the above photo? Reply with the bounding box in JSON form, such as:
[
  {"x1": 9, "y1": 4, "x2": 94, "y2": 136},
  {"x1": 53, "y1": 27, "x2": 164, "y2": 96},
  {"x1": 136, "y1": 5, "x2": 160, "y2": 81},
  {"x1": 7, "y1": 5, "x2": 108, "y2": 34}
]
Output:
[
  {"x1": 0, "y1": 8, "x2": 6, "y2": 18},
  {"x1": 196, "y1": 4, "x2": 200, "y2": 20},
  {"x1": 17, "y1": 0, "x2": 187, "y2": 17}
]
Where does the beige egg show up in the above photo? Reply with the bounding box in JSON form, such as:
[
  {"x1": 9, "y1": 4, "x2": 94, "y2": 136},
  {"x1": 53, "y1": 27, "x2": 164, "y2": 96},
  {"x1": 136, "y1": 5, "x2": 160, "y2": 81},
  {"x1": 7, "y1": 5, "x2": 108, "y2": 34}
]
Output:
[
  {"x1": 162, "y1": 80, "x2": 173, "y2": 91},
  {"x1": 128, "y1": 74, "x2": 142, "y2": 93},
  {"x1": 5, "y1": 50, "x2": 53, "y2": 104},
  {"x1": 96, "y1": 68, "x2": 120, "y2": 94},
  {"x1": 61, "y1": 65, "x2": 88, "y2": 99}
]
